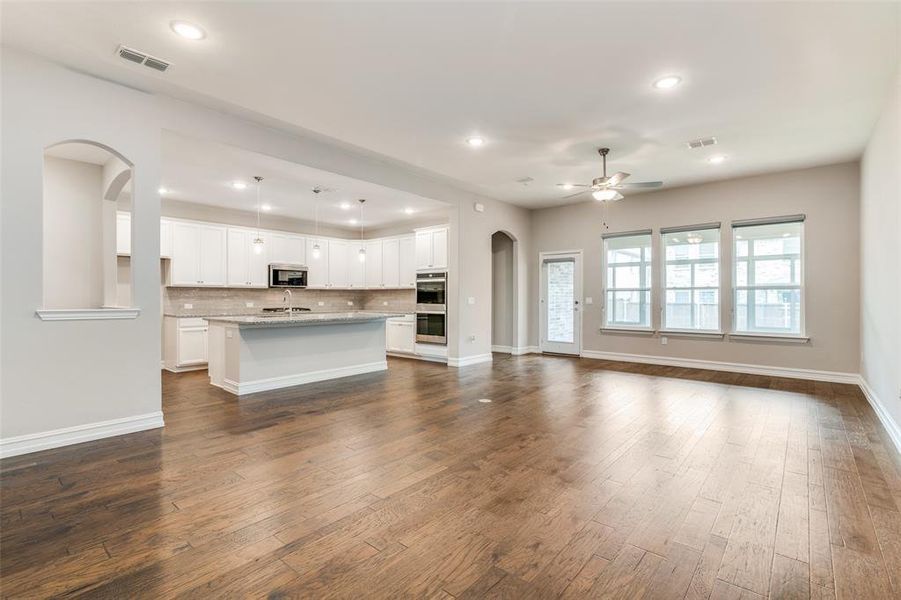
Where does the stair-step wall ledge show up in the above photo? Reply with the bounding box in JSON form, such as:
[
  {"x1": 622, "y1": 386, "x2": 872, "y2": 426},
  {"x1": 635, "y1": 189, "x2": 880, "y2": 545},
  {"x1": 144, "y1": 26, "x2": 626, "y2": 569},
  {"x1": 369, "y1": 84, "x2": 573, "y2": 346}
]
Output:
[{"x1": 36, "y1": 307, "x2": 141, "y2": 321}]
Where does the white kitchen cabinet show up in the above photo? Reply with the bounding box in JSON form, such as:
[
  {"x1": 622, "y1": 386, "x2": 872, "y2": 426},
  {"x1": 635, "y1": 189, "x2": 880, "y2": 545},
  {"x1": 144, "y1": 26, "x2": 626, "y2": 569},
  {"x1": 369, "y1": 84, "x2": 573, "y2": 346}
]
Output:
[
  {"x1": 347, "y1": 241, "x2": 365, "y2": 288},
  {"x1": 160, "y1": 219, "x2": 173, "y2": 258},
  {"x1": 398, "y1": 235, "x2": 416, "y2": 288},
  {"x1": 227, "y1": 228, "x2": 268, "y2": 288},
  {"x1": 381, "y1": 238, "x2": 400, "y2": 288},
  {"x1": 305, "y1": 238, "x2": 329, "y2": 288},
  {"x1": 170, "y1": 221, "x2": 227, "y2": 286},
  {"x1": 327, "y1": 239, "x2": 349, "y2": 288},
  {"x1": 414, "y1": 227, "x2": 448, "y2": 270},
  {"x1": 269, "y1": 232, "x2": 306, "y2": 266},
  {"x1": 364, "y1": 240, "x2": 383, "y2": 287},
  {"x1": 163, "y1": 317, "x2": 208, "y2": 371},
  {"x1": 116, "y1": 212, "x2": 131, "y2": 256},
  {"x1": 386, "y1": 316, "x2": 415, "y2": 354}
]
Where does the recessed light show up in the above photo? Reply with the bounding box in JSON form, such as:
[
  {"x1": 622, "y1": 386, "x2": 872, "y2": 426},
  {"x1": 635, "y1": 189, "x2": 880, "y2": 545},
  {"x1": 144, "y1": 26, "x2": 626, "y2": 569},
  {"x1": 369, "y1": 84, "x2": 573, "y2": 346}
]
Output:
[
  {"x1": 170, "y1": 20, "x2": 206, "y2": 40},
  {"x1": 339, "y1": 202, "x2": 351, "y2": 210},
  {"x1": 653, "y1": 75, "x2": 682, "y2": 90},
  {"x1": 158, "y1": 187, "x2": 168, "y2": 195},
  {"x1": 231, "y1": 181, "x2": 247, "y2": 190},
  {"x1": 404, "y1": 207, "x2": 415, "y2": 215},
  {"x1": 466, "y1": 136, "x2": 485, "y2": 147},
  {"x1": 707, "y1": 154, "x2": 727, "y2": 165},
  {"x1": 559, "y1": 183, "x2": 574, "y2": 190},
  {"x1": 261, "y1": 204, "x2": 272, "y2": 212},
  {"x1": 349, "y1": 218, "x2": 358, "y2": 225}
]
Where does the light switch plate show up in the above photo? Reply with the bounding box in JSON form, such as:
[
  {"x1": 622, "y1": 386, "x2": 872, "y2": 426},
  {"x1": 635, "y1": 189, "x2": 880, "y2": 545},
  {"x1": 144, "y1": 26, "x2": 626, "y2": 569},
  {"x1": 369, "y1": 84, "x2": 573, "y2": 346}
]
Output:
[
  {"x1": 245, "y1": 302, "x2": 254, "y2": 308},
  {"x1": 318, "y1": 301, "x2": 325, "y2": 306},
  {"x1": 184, "y1": 303, "x2": 193, "y2": 309},
  {"x1": 585, "y1": 297, "x2": 593, "y2": 305},
  {"x1": 661, "y1": 336, "x2": 668, "y2": 345},
  {"x1": 467, "y1": 297, "x2": 475, "y2": 305}
]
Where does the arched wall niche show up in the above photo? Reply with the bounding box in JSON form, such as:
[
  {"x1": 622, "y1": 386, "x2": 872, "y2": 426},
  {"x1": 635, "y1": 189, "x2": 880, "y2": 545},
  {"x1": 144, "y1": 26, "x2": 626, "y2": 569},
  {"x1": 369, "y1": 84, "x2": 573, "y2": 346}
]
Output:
[{"x1": 491, "y1": 230, "x2": 519, "y2": 351}]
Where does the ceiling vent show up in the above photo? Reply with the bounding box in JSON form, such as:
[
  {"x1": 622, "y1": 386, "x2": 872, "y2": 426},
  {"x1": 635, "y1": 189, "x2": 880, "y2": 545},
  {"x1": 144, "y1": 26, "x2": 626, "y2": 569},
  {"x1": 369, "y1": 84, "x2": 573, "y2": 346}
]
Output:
[
  {"x1": 686, "y1": 136, "x2": 717, "y2": 149},
  {"x1": 515, "y1": 176, "x2": 534, "y2": 186},
  {"x1": 116, "y1": 45, "x2": 171, "y2": 72}
]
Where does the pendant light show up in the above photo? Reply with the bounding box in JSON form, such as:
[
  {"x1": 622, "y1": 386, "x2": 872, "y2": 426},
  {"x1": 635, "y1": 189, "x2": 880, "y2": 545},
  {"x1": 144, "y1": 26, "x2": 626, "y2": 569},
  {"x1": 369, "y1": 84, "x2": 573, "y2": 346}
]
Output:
[
  {"x1": 252, "y1": 176, "x2": 265, "y2": 254},
  {"x1": 311, "y1": 187, "x2": 322, "y2": 259},
  {"x1": 357, "y1": 199, "x2": 366, "y2": 262}
]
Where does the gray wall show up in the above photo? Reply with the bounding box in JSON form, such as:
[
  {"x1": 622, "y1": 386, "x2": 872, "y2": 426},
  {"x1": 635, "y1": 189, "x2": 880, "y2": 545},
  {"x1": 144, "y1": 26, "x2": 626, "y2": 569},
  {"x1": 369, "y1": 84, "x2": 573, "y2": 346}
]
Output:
[
  {"x1": 42, "y1": 156, "x2": 104, "y2": 309},
  {"x1": 530, "y1": 161, "x2": 861, "y2": 374},
  {"x1": 861, "y1": 66, "x2": 900, "y2": 436},
  {"x1": 491, "y1": 232, "x2": 515, "y2": 348}
]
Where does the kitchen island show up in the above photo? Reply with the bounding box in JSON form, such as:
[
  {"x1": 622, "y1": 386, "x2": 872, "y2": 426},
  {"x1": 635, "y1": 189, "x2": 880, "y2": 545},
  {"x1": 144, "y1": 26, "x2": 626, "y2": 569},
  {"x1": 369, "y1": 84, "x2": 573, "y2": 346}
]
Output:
[{"x1": 206, "y1": 312, "x2": 401, "y2": 395}]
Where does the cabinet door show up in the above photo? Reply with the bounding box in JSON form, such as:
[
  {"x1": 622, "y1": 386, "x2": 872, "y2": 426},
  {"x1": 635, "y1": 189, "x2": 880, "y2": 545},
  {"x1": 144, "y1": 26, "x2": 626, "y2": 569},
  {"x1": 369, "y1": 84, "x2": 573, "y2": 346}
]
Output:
[
  {"x1": 347, "y1": 241, "x2": 365, "y2": 288},
  {"x1": 269, "y1": 232, "x2": 288, "y2": 264},
  {"x1": 248, "y1": 232, "x2": 269, "y2": 287},
  {"x1": 285, "y1": 235, "x2": 306, "y2": 265},
  {"x1": 364, "y1": 240, "x2": 383, "y2": 287},
  {"x1": 116, "y1": 212, "x2": 131, "y2": 256},
  {"x1": 387, "y1": 321, "x2": 415, "y2": 353},
  {"x1": 171, "y1": 222, "x2": 201, "y2": 285},
  {"x1": 305, "y1": 238, "x2": 329, "y2": 287},
  {"x1": 415, "y1": 231, "x2": 433, "y2": 269},
  {"x1": 226, "y1": 229, "x2": 250, "y2": 287},
  {"x1": 381, "y1": 239, "x2": 399, "y2": 287},
  {"x1": 327, "y1": 239, "x2": 349, "y2": 288},
  {"x1": 398, "y1": 236, "x2": 416, "y2": 288},
  {"x1": 177, "y1": 324, "x2": 208, "y2": 366},
  {"x1": 431, "y1": 228, "x2": 448, "y2": 269},
  {"x1": 199, "y1": 225, "x2": 227, "y2": 286},
  {"x1": 160, "y1": 219, "x2": 173, "y2": 258}
]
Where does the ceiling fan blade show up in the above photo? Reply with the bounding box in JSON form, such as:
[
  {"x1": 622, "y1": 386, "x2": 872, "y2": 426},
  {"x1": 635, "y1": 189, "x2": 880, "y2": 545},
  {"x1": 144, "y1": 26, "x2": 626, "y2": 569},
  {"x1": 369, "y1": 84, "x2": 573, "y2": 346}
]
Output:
[
  {"x1": 613, "y1": 181, "x2": 663, "y2": 189},
  {"x1": 605, "y1": 172, "x2": 630, "y2": 186},
  {"x1": 557, "y1": 183, "x2": 589, "y2": 188},
  {"x1": 561, "y1": 189, "x2": 591, "y2": 199}
]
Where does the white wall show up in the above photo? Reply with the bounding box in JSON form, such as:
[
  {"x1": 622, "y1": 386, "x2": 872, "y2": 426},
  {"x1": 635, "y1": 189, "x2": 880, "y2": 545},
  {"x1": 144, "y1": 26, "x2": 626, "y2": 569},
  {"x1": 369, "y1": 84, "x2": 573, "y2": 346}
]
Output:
[
  {"x1": 42, "y1": 156, "x2": 105, "y2": 309},
  {"x1": 860, "y1": 66, "x2": 901, "y2": 444},
  {"x1": 531, "y1": 162, "x2": 861, "y2": 375},
  {"x1": 1, "y1": 51, "x2": 162, "y2": 447},
  {"x1": 491, "y1": 232, "x2": 515, "y2": 348}
]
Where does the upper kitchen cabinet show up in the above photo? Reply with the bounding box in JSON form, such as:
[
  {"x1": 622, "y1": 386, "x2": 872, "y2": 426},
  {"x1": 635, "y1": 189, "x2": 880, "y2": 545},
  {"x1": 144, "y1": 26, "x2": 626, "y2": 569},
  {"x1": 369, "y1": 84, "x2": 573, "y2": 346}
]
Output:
[
  {"x1": 305, "y1": 237, "x2": 329, "y2": 288},
  {"x1": 116, "y1": 212, "x2": 131, "y2": 256},
  {"x1": 415, "y1": 227, "x2": 448, "y2": 270},
  {"x1": 170, "y1": 221, "x2": 227, "y2": 286},
  {"x1": 226, "y1": 228, "x2": 268, "y2": 288},
  {"x1": 327, "y1": 239, "x2": 349, "y2": 288},
  {"x1": 160, "y1": 219, "x2": 173, "y2": 258},
  {"x1": 398, "y1": 235, "x2": 416, "y2": 288},
  {"x1": 381, "y1": 238, "x2": 400, "y2": 288},
  {"x1": 364, "y1": 240, "x2": 383, "y2": 287},
  {"x1": 269, "y1": 232, "x2": 306, "y2": 266},
  {"x1": 347, "y1": 241, "x2": 365, "y2": 288}
]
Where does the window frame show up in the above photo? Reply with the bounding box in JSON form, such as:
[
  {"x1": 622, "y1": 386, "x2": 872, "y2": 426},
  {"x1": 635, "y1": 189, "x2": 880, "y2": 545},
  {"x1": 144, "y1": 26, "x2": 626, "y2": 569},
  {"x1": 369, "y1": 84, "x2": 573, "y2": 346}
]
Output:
[
  {"x1": 601, "y1": 231, "x2": 653, "y2": 331},
  {"x1": 731, "y1": 217, "x2": 806, "y2": 337},
  {"x1": 660, "y1": 224, "x2": 722, "y2": 333}
]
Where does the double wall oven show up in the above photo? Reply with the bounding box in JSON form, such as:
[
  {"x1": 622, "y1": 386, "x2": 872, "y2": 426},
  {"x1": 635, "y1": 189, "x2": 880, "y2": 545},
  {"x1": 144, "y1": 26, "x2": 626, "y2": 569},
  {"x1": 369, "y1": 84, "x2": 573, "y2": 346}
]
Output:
[{"x1": 416, "y1": 271, "x2": 447, "y2": 345}]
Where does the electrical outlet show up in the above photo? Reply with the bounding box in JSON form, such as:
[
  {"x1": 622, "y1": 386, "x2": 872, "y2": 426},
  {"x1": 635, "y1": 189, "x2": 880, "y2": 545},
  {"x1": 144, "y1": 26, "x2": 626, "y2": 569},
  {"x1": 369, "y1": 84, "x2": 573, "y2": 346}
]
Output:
[
  {"x1": 467, "y1": 297, "x2": 475, "y2": 305},
  {"x1": 347, "y1": 301, "x2": 354, "y2": 306},
  {"x1": 661, "y1": 336, "x2": 668, "y2": 345},
  {"x1": 382, "y1": 301, "x2": 388, "y2": 306},
  {"x1": 468, "y1": 335, "x2": 476, "y2": 342},
  {"x1": 184, "y1": 303, "x2": 193, "y2": 309},
  {"x1": 318, "y1": 301, "x2": 324, "y2": 306},
  {"x1": 585, "y1": 297, "x2": 593, "y2": 305},
  {"x1": 245, "y1": 302, "x2": 254, "y2": 308}
]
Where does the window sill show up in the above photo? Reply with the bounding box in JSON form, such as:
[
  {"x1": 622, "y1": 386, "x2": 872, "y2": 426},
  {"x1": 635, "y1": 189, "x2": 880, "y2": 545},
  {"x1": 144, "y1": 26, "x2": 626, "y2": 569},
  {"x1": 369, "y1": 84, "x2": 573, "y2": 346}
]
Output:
[
  {"x1": 36, "y1": 308, "x2": 141, "y2": 321},
  {"x1": 729, "y1": 333, "x2": 809, "y2": 344},
  {"x1": 658, "y1": 329, "x2": 725, "y2": 339},
  {"x1": 600, "y1": 327, "x2": 655, "y2": 335}
]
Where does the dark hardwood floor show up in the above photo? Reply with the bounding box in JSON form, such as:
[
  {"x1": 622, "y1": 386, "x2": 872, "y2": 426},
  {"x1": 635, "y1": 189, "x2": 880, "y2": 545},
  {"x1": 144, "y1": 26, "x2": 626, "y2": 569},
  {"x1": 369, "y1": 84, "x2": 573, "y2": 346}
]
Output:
[{"x1": 1, "y1": 354, "x2": 900, "y2": 599}]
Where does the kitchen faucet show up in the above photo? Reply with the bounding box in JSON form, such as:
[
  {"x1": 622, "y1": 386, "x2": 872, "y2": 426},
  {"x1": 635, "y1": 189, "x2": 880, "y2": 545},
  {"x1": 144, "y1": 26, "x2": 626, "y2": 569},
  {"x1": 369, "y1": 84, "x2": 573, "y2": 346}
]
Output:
[{"x1": 282, "y1": 289, "x2": 293, "y2": 314}]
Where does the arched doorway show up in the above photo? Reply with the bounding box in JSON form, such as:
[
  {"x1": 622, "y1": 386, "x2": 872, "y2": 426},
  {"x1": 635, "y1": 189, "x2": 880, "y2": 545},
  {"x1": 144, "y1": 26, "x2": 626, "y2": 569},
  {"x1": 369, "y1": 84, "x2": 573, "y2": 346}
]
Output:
[{"x1": 491, "y1": 230, "x2": 518, "y2": 353}]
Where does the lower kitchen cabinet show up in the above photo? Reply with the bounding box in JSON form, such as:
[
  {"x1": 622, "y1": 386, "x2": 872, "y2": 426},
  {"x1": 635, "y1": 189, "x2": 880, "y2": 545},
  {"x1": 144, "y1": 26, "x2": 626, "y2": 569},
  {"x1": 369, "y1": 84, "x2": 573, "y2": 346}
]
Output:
[
  {"x1": 386, "y1": 315, "x2": 415, "y2": 354},
  {"x1": 163, "y1": 317, "x2": 209, "y2": 371}
]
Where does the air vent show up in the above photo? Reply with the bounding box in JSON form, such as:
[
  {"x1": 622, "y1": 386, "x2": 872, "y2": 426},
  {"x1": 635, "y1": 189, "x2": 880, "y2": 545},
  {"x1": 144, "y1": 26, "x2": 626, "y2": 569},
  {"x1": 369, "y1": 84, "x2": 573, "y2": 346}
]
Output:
[
  {"x1": 116, "y1": 45, "x2": 172, "y2": 72},
  {"x1": 515, "y1": 176, "x2": 534, "y2": 186},
  {"x1": 686, "y1": 136, "x2": 717, "y2": 149}
]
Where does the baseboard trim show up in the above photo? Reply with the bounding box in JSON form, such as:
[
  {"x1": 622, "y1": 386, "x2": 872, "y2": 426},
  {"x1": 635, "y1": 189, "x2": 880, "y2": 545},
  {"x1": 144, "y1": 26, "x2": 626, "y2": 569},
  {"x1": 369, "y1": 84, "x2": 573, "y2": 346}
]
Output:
[
  {"x1": 492, "y1": 345, "x2": 539, "y2": 356},
  {"x1": 579, "y1": 350, "x2": 860, "y2": 384},
  {"x1": 491, "y1": 345, "x2": 513, "y2": 354},
  {"x1": 225, "y1": 361, "x2": 388, "y2": 395},
  {"x1": 857, "y1": 376, "x2": 901, "y2": 455},
  {"x1": 448, "y1": 353, "x2": 494, "y2": 368},
  {"x1": 163, "y1": 364, "x2": 208, "y2": 373},
  {"x1": 0, "y1": 412, "x2": 164, "y2": 459}
]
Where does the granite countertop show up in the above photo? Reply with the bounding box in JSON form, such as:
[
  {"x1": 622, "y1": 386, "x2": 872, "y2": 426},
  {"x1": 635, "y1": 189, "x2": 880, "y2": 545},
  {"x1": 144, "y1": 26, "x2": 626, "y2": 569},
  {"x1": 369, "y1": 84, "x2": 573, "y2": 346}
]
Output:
[{"x1": 205, "y1": 311, "x2": 405, "y2": 328}]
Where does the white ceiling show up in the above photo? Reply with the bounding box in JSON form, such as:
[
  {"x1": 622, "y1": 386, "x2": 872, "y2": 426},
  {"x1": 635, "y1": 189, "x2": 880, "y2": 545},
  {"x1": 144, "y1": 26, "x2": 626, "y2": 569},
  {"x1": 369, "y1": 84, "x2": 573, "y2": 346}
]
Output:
[
  {"x1": 45, "y1": 142, "x2": 117, "y2": 166},
  {"x1": 4, "y1": 2, "x2": 898, "y2": 209},
  {"x1": 160, "y1": 133, "x2": 448, "y2": 228}
]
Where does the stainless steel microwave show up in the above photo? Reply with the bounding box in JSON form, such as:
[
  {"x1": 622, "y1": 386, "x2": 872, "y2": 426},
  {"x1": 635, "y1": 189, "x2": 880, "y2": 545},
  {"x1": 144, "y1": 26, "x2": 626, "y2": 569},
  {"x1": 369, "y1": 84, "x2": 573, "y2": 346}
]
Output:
[{"x1": 269, "y1": 264, "x2": 308, "y2": 288}]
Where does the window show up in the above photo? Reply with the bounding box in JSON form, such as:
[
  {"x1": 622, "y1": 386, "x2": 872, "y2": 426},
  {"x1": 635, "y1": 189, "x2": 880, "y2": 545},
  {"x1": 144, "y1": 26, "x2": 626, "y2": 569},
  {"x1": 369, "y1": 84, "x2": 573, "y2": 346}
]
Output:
[
  {"x1": 662, "y1": 226, "x2": 720, "y2": 331},
  {"x1": 603, "y1": 231, "x2": 652, "y2": 328},
  {"x1": 732, "y1": 218, "x2": 803, "y2": 335}
]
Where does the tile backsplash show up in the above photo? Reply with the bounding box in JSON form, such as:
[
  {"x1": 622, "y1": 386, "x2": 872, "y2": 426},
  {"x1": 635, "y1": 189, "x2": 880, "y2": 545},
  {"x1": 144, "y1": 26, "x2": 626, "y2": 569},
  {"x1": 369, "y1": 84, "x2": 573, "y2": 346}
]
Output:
[{"x1": 163, "y1": 286, "x2": 415, "y2": 317}]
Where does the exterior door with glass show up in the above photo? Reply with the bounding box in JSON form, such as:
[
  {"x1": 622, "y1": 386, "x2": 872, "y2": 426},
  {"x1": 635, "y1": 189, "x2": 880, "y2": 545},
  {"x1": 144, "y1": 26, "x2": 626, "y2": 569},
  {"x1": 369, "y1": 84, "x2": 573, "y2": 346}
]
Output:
[{"x1": 539, "y1": 252, "x2": 582, "y2": 355}]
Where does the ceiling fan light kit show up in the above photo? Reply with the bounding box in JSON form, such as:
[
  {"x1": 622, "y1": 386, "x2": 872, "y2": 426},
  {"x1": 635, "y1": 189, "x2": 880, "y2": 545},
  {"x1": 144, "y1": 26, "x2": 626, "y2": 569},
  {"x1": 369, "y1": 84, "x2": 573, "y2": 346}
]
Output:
[{"x1": 559, "y1": 147, "x2": 663, "y2": 202}]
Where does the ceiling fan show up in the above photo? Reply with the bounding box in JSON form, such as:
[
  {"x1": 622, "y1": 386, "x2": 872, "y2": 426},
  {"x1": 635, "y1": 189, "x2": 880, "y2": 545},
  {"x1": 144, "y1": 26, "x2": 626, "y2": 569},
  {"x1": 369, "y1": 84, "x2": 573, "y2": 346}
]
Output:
[{"x1": 559, "y1": 148, "x2": 663, "y2": 201}]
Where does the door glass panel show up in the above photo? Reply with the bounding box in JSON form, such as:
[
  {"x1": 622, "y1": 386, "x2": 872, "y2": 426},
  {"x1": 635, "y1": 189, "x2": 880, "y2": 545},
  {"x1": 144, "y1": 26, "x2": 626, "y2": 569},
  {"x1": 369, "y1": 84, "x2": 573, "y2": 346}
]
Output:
[{"x1": 546, "y1": 260, "x2": 574, "y2": 343}]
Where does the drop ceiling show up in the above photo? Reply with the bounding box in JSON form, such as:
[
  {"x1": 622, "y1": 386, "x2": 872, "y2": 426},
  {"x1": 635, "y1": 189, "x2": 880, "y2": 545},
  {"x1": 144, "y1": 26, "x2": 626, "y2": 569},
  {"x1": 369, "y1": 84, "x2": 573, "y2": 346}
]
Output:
[{"x1": 3, "y1": 2, "x2": 898, "y2": 208}]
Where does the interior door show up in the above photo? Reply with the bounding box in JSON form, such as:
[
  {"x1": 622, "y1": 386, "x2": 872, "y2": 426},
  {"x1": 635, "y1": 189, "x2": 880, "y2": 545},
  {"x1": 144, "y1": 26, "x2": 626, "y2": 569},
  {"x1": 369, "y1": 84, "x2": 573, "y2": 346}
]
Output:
[{"x1": 539, "y1": 253, "x2": 582, "y2": 355}]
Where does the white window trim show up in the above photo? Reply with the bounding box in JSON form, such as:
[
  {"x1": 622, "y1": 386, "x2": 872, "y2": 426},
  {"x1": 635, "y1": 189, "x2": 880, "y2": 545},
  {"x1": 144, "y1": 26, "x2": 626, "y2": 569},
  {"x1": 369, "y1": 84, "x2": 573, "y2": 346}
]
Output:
[
  {"x1": 731, "y1": 221, "x2": 806, "y2": 337},
  {"x1": 602, "y1": 234, "x2": 652, "y2": 330},
  {"x1": 661, "y1": 227, "x2": 721, "y2": 332}
]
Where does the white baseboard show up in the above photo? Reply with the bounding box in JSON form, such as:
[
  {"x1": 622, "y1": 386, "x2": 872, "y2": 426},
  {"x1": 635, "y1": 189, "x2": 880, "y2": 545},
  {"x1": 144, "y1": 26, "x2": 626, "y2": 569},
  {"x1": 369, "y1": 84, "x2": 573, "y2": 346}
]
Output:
[
  {"x1": 858, "y1": 376, "x2": 901, "y2": 455},
  {"x1": 223, "y1": 361, "x2": 388, "y2": 395},
  {"x1": 163, "y1": 364, "x2": 207, "y2": 373},
  {"x1": 448, "y1": 353, "x2": 494, "y2": 368},
  {"x1": 0, "y1": 411, "x2": 164, "y2": 459},
  {"x1": 491, "y1": 345, "x2": 513, "y2": 354},
  {"x1": 492, "y1": 345, "x2": 539, "y2": 355},
  {"x1": 579, "y1": 350, "x2": 860, "y2": 384}
]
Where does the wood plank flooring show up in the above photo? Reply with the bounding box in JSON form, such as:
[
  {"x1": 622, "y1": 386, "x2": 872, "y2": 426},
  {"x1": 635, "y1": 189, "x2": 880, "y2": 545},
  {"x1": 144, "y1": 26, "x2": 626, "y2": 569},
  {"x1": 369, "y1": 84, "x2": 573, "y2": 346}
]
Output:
[{"x1": 1, "y1": 354, "x2": 899, "y2": 598}]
